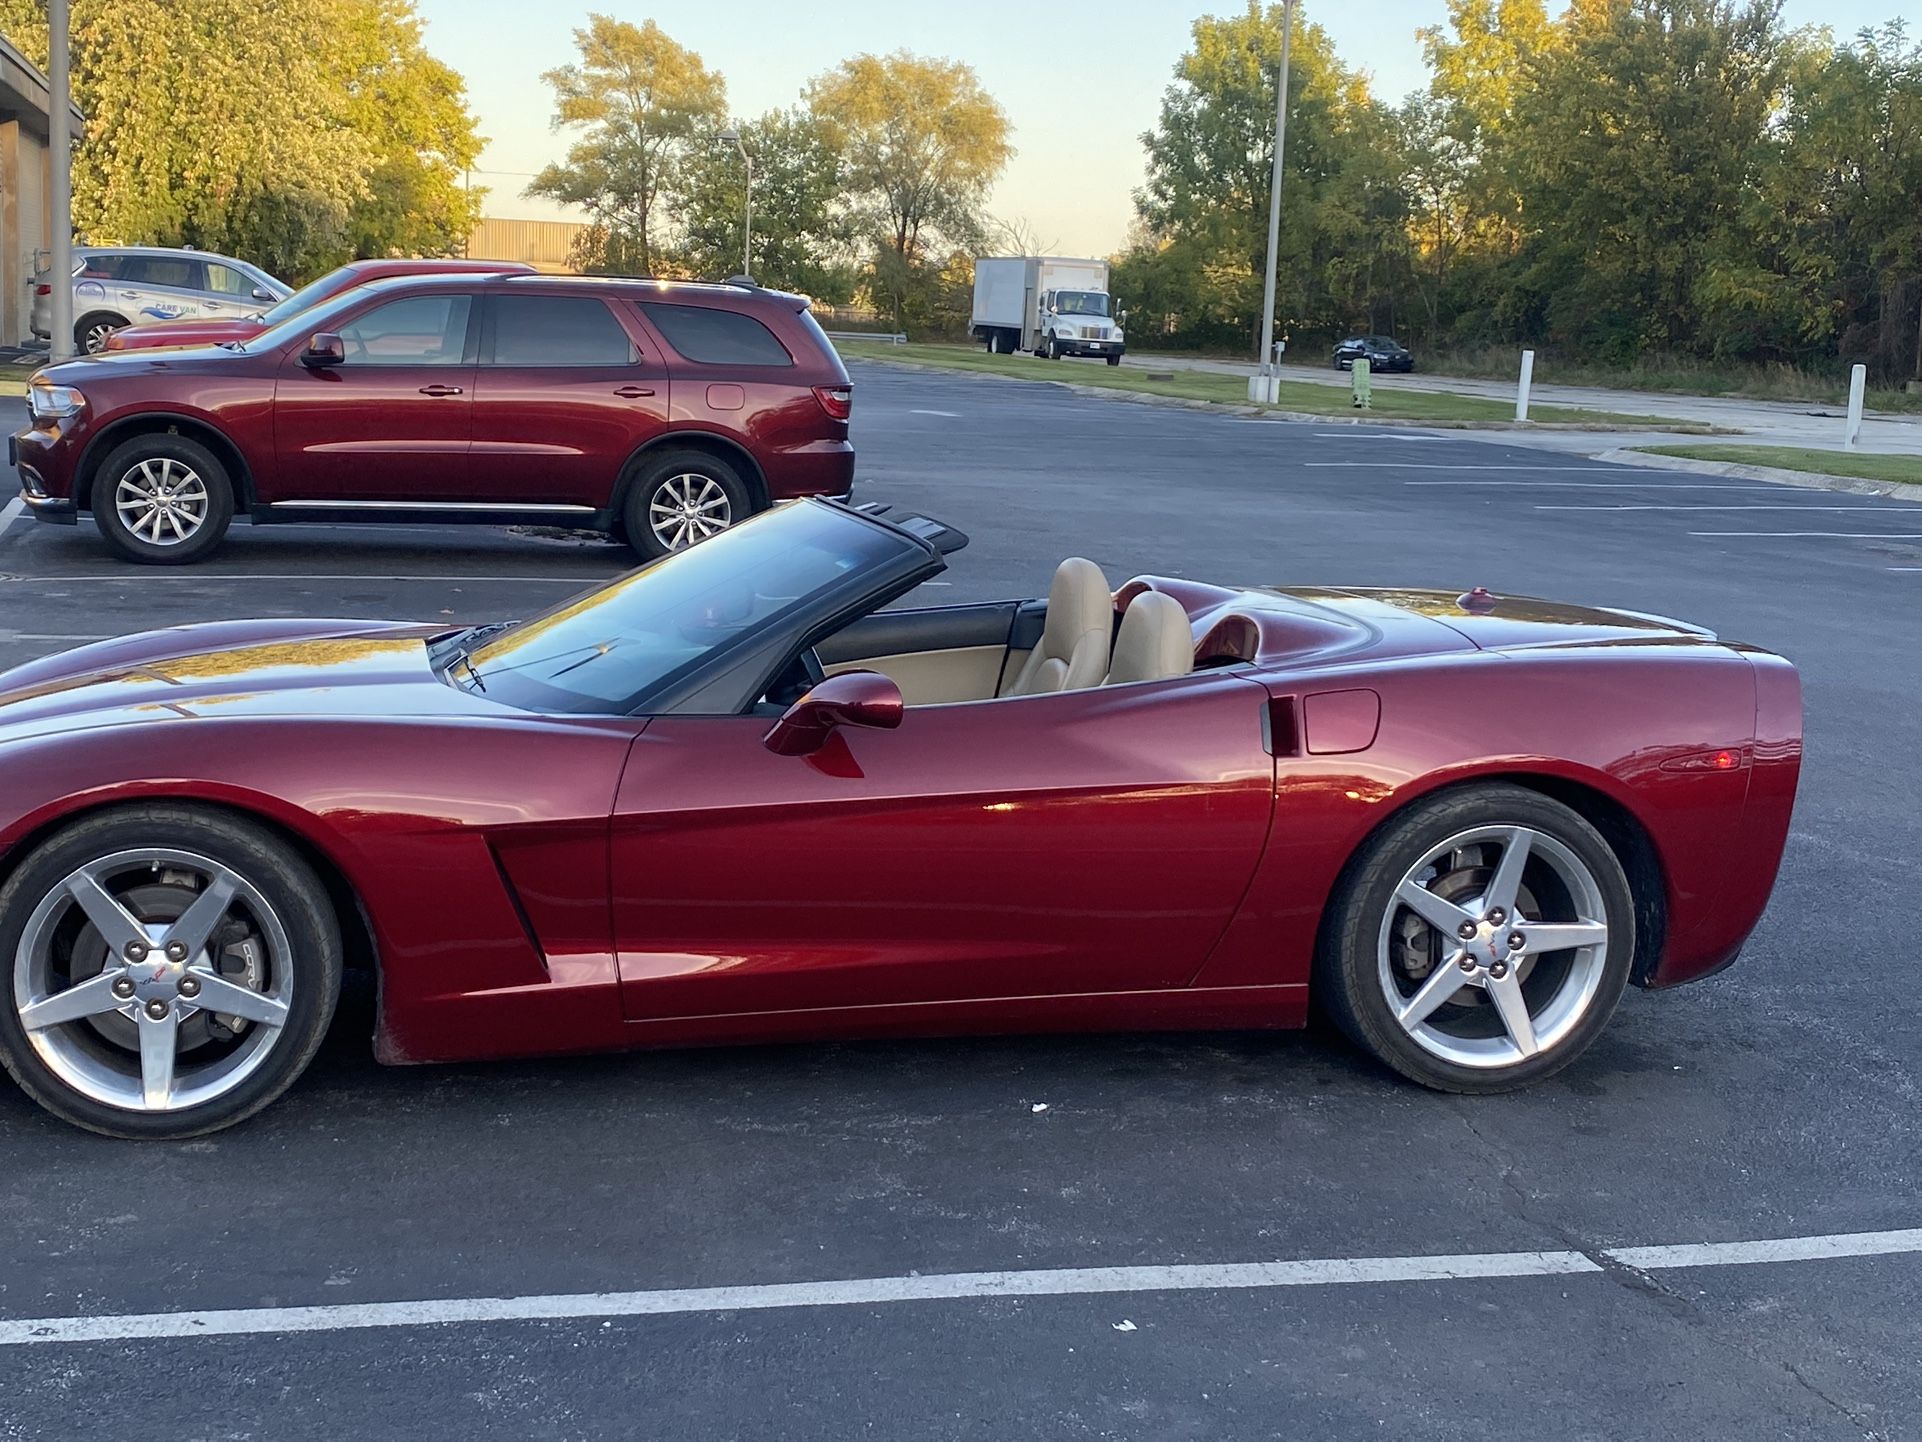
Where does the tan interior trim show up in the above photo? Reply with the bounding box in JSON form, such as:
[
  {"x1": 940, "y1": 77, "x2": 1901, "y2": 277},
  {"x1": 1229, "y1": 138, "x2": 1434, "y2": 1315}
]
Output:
[{"x1": 824, "y1": 645, "x2": 1008, "y2": 706}]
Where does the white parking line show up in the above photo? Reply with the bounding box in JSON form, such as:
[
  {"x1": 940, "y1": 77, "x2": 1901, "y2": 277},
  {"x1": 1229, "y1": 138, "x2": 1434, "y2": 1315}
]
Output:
[
  {"x1": 2, "y1": 1226, "x2": 1918, "y2": 1347},
  {"x1": 1311, "y1": 432, "x2": 1453, "y2": 440},
  {"x1": 911, "y1": 408, "x2": 962, "y2": 417},
  {"x1": 1691, "y1": 531, "x2": 1922, "y2": 539},
  {"x1": 1405, "y1": 480, "x2": 1778, "y2": 490},
  {"x1": 1307, "y1": 463, "x2": 1651, "y2": 471},
  {"x1": 1537, "y1": 504, "x2": 1922, "y2": 513}
]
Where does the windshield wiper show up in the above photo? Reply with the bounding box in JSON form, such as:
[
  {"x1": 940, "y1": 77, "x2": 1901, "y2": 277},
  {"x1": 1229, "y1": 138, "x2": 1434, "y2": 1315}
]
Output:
[{"x1": 431, "y1": 620, "x2": 516, "y2": 691}]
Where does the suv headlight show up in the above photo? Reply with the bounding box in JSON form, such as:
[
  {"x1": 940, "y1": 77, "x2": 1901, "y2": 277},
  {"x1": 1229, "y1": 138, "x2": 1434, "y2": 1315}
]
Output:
[{"x1": 28, "y1": 382, "x2": 85, "y2": 420}]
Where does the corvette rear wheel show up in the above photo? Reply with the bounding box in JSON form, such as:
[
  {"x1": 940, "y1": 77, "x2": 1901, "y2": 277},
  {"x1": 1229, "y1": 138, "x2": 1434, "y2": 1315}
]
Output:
[
  {"x1": 0, "y1": 806, "x2": 340, "y2": 1139},
  {"x1": 1316, "y1": 785, "x2": 1634, "y2": 1092}
]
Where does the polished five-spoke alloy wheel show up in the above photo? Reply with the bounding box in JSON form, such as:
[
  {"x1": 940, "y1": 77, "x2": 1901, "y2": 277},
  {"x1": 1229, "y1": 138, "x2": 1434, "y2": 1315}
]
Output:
[
  {"x1": 0, "y1": 808, "x2": 340, "y2": 1138},
  {"x1": 1318, "y1": 784, "x2": 1636, "y2": 1092}
]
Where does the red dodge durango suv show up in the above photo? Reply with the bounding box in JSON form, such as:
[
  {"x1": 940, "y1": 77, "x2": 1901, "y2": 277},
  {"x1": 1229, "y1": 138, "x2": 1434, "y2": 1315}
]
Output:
[{"x1": 11, "y1": 273, "x2": 856, "y2": 564}]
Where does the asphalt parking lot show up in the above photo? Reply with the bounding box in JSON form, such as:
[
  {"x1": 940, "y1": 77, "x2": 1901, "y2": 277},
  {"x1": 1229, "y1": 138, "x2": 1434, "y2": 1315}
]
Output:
[{"x1": 2, "y1": 361, "x2": 1920, "y2": 1440}]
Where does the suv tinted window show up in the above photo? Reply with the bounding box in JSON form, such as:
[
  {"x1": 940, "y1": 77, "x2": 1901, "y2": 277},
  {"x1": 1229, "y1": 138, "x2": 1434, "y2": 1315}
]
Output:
[
  {"x1": 119, "y1": 256, "x2": 201, "y2": 290},
  {"x1": 489, "y1": 295, "x2": 635, "y2": 366},
  {"x1": 641, "y1": 303, "x2": 791, "y2": 367},
  {"x1": 337, "y1": 294, "x2": 473, "y2": 366},
  {"x1": 78, "y1": 254, "x2": 126, "y2": 280}
]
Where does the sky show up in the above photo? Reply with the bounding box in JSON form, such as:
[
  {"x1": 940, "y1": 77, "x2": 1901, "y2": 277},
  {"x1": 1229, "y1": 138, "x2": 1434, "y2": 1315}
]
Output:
[{"x1": 416, "y1": 0, "x2": 1908, "y2": 257}]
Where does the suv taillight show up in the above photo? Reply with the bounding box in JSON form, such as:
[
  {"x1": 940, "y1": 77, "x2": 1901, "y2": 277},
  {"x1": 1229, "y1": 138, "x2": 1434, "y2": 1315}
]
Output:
[
  {"x1": 812, "y1": 385, "x2": 852, "y2": 421},
  {"x1": 34, "y1": 284, "x2": 50, "y2": 296}
]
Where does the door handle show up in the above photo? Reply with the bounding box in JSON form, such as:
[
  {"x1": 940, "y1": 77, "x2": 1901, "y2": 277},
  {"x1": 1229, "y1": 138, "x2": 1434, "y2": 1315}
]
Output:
[
  {"x1": 612, "y1": 385, "x2": 656, "y2": 398},
  {"x1": 418, "y1": 384, "x2": 464, "y2": 396}
]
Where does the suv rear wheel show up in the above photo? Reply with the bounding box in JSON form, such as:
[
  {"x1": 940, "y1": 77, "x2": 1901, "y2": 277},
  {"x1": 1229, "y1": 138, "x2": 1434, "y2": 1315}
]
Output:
[
  {"x1": 92, "y1": 434, "x2": 235, "y2": 565},
  {"x1": 621, "y1": 449, "x2": 752, "y2": 560}
]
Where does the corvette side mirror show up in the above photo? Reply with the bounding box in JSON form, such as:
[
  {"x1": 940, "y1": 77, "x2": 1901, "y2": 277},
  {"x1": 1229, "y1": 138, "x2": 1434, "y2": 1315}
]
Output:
[
  {"x1": 301, "y1": 332, "x2": 345, "y2": 368},
  {"x1": 764, "y1": 670, "x2": 903, "y2": 756}
]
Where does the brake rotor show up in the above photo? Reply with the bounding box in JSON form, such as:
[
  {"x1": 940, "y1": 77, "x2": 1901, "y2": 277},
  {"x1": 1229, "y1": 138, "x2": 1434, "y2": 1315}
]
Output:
[{"x1": 1390, "y1": 844, "x2": 1542, "y2": 1006}]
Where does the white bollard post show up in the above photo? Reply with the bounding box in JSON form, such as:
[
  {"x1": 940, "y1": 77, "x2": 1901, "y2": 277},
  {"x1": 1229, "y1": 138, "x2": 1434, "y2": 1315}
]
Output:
[
  {"x1": 1248, "y1": 373, "x2": 1266, "y2": 404},
  {"x1": 1515, "y1": 349, "x2": 1535, "y2": 423},
  {"x1": 1844, "y1": 364, "x2": 1866, "y2": 450}
]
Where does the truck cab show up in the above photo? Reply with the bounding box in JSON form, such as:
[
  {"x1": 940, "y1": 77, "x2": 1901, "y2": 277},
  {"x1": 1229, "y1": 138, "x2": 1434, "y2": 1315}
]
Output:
[{"x1": 1034, "y1": 287, "x2": 1125, "y2": 365}]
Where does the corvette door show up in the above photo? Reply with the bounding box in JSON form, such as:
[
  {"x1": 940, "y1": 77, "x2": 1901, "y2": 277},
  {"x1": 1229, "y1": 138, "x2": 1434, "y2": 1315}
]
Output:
[{"x1": 609, "y1": 672, "x2": 1276, "y2": 1020}]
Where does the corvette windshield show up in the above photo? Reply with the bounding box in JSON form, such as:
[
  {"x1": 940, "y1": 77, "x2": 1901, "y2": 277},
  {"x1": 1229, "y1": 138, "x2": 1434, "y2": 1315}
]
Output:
[
  {"x1": 255, "y1": 271, "x2": 352, "y2": 326},
  {"x1": 463, "y1": 503, "x2": 912, "y2": 714},
  {"x1": 238, "y1": 279, "x2": 418, "y2": 352}
]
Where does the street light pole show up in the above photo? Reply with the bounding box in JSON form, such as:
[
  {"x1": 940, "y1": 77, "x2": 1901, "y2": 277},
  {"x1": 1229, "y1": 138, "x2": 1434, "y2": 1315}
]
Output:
[
  {"x1": 48, "y1": 0, "x2": 74, "y2": 362},
  {"x1": 1254, "y1": 0, "x2": 1294, "y2": 403},
  {"x1": 717, "y1": 127, "x2": 753, "y2": 280}
]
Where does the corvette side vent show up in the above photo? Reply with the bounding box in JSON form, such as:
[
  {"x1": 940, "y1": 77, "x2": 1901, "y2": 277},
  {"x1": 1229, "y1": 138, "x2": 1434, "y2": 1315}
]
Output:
[{"x1": 1265, "y1": 696, "x2": 1300, "y2": 757}]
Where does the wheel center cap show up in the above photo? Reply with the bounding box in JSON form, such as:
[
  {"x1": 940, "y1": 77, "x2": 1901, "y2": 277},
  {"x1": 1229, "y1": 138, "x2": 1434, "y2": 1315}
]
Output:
[{"x1": 129, "y1": 957, "x2": 188, "y2": 1003}]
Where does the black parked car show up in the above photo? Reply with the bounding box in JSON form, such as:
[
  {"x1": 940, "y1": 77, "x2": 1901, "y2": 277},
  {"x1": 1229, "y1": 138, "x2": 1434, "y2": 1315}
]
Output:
[{"x1": 1332, "y1": 335, "x2": 1415, "y2": 372}]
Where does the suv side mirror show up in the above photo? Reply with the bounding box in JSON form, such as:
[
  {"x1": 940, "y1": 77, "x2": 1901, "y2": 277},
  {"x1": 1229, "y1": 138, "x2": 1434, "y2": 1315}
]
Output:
[
  {"x1": 764, "y1": 670, "x2": 903, "y2": 756},
  {"x1": 301, "y1": 332, "x2": 345, "y2": 369},
  {"x1": 251, "y1": 287, "x2": 276, "y2": 302}
]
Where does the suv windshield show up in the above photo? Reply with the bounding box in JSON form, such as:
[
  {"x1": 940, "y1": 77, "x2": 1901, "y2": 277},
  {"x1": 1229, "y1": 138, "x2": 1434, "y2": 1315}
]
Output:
[
  {"x1": 459, "y1": 502, "x2": 916, "y2": 714},
  {"x1": 239, "y1": 280, "x2": 418, "y2": 352},
  {"x1": 1054, "y1": 291, "x2": 1111, "y2": 318}
]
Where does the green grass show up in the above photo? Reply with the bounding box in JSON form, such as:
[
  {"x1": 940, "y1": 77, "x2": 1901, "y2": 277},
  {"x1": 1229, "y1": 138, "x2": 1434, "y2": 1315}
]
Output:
[
  {"x1": 0, "y1": 362, "x2": 35, "y2": 397},
  {"x1": 1638, "y1": 444, "x2": 1922, "y2": 486},
  {"x1": 837, "y1": 341, "x2": 1683, "y2": 427}
]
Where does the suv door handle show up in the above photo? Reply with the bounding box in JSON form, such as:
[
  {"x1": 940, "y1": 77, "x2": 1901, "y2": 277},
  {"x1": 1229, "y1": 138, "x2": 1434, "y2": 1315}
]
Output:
[
  {"x1": 418, "y1": 384, "x2": 464, "y2": 396},
  {"x1": 612, "y1": 385, "x2": 656, "y2": 398}
]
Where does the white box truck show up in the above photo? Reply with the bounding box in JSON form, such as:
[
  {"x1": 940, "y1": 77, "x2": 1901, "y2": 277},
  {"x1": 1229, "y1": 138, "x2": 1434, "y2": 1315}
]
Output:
[{"x1": 971, "y1": 256, "x2": 1125, "y2": 364}]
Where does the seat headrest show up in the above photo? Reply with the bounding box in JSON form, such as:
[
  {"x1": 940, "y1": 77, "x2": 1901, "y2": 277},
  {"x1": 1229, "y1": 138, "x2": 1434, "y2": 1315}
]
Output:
[
  {"x1": 1107, "y1": 591, "x2": 1194, "y2": 685},
  {"x1": 1045, "y1": 557, "x2": 1112, "y2": 651}
]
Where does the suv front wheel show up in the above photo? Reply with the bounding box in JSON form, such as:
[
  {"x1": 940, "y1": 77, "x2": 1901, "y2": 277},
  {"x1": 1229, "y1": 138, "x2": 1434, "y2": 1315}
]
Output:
[
  {"x1": 93, "y1": 434, "x2": 235, "y2": 565},
  {"x1": 621, "y1": 449, "x2": 752, "y2": 560}
]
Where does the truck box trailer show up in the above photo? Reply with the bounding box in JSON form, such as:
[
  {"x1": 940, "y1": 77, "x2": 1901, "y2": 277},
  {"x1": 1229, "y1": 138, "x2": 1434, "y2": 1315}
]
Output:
[{"x1": 971, "y1": 256, "x2": 1125, "y2": 363}]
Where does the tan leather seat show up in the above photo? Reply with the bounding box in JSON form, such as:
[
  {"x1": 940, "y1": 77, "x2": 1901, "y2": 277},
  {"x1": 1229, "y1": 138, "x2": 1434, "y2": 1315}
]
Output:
[
  {"x1": 1001, "y1": 557, "x2": 1113, "y2": 696},
  {"x1": 1106, "y1": 591, "x2": 1194, "y2": 685}
]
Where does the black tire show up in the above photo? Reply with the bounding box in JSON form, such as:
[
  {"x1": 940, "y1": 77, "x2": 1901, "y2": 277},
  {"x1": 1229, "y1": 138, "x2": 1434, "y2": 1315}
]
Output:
[
  {"x1": 92, "y1": 432, "x2": 235, "y2": 565},
  {"x1": 0, "y1": 804, "x2": 343, "y2": 1139},
  {"x1": 621, "y1": 448, "x2": 753, "y2": 561},
  {"x1": 76, "y1": 311, "x2": 129, "y2": 355},
  {"x1": 1047, "y1": 334, "x2": 1062, "y2": 360},
  {"x1": 1314, "y1": 783, "x2": 1636, "y2": 1094},
  {"x1": 1105, "y1": 354, "x2": 1121, "y2": 366}
]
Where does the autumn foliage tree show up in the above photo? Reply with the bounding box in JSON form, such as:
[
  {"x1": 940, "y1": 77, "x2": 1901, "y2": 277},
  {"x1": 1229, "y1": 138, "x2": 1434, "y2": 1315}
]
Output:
[
  {"x1": 0, "y1": 0, "x2": 482, "y2": 279},
  {"x1": 527, "y1": 14, "x2": 727, "y2": 277}
]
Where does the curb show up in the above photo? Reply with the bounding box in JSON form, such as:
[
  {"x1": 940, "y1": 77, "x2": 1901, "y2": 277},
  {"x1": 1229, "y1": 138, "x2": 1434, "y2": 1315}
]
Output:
[
  {"x1": 1594, "y1": 448, "x2": 1922, "y2": 500},
  {"x1": 843, "y1": 353, "x2": 1724, "y2": 433}
]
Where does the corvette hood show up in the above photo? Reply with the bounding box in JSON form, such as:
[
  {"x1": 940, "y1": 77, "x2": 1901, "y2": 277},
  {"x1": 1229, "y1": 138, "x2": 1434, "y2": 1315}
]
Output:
[{"x1": 0, "y1": 618, "x2": 514, "y2": 744}]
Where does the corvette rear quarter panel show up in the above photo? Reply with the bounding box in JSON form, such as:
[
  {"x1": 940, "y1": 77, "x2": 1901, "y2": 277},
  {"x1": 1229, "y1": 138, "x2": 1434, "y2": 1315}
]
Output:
[
  {"x1": 1195, "y1": 642, "x2": 1796, "y2": 993},
  {"x1": 0, "y1": 715, "x2": 641, "y2": 1063}
]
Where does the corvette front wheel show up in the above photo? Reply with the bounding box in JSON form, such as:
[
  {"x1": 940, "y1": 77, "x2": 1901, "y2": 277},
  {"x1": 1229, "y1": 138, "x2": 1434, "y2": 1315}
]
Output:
[
  {"x1": 1316, "y1": 784, "x2": 1635, "y2": 1092},
  {"x1": 0, "y1": 806, "x2": 341, "y2": 1139}
]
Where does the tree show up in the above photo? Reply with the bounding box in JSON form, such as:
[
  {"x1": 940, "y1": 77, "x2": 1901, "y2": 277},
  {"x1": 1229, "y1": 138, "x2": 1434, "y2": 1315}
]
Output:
[
  {"x1": 674, "y1": 107, "x2": 858, "y2": 299},
  {"x1": 1125, "y1": 2, "x2": 1397, "y2": 352},
  {"x1": 527, "y1": 14, "x2": 726, "y2": 276},
  {"x1": 1501, "y1": 0, "x2": 1790, "y2": 360},
  {"x1": 0, "y1": 0, "x2": 481, "y2": 278},
  {"x1": 806, "y1": 51, "x2": 1013, "y2": 319}
]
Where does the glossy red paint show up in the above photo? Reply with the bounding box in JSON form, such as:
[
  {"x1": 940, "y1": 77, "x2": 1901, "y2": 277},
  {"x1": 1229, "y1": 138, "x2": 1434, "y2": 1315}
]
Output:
[
  {"x1": 12, "y1": 274, "x2": 854, "y2": 531},
  {"x1": 0, "y1": 573, "x2": 1802, "y2": 1071},
  {"x1": 99, "y1": 259, "x2": 537, "y2": 353}
]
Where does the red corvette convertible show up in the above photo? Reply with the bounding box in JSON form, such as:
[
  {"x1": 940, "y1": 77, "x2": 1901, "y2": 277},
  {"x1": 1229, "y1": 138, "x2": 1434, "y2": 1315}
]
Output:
[{"x1": 0, "y1": 501, "x2": 1801, "y2": 1138}]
